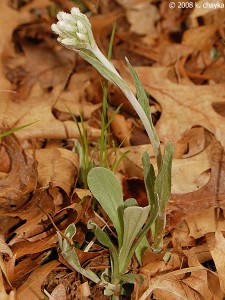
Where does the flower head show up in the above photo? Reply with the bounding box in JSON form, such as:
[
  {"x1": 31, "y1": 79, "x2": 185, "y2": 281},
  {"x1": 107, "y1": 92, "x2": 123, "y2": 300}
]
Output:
[{"x1": 51, "y1": 7, "x2": 96, "y2": 51}]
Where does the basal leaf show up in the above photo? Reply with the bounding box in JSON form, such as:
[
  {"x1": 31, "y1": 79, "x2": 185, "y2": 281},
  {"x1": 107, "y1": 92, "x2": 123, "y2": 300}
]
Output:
[
  {"x1": 62, "y1": 248, "x2": 100, "y2": 283},
  {"x1": 87, "y1": 167, "x2": 124, "y2": 247},
  {"x1": 119, "y1": 205, "x2": 150, "y2": 273},
  {"x1": 58, "y1": 224, "x2": 100, "y2": 283}
]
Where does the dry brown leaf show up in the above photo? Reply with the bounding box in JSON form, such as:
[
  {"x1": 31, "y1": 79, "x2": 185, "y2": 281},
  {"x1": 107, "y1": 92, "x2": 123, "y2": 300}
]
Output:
[
  {"x1": 7, "y1": 40, "x2": 74, "y2": 101},
  {"x1": 11, "y1": 237, "x2": 56, "y2": 260},
  {"x1": 35, "y1": 148, "x2": 79, "y2": 195},
  {"x1": 50, "y1": 283, "x2": 67, "y2": 300},
  {"x1": 11, "y1": 252, "x2": 52, "y2": 288},
  {"x1": 0, "y1": 267, "x2": 15, "y2": 300},
  {"x1": 169, "y1": 139, "x2": 224, "y2": 228},
  {"x1": 141, "y1": 252, "x2": 182, "y2": 277},
  {"x1": 117, "y1": 143, "x2": 211, "y2": 193},
  {"x1": 208, "y1": 230, "x2": 225, "y2": 293},
  {"x1": 113, "y1": 62, "x2": 225, "y2": 148},
  {"x1": 0, "y1": 0, "x2": 51, "y2": 91},
  {"x1": 185, "y1": 209, "x2": 225, "y2": 239},
  {"x1": 135, "y1": 66, "x2": 225, "y2": 149},
  {"x1": 77, "y1": 281, "x2": 91, "y2": 298},
  {"x1": 182, "y1": 25, "x2": 217, "y2": 51},
  {"x1": 110, "y1": 113, "x2": 132, "y2": 146},
  {"x1": 0, "y1": 135, "x2": 37, "y2": 209},
  {"x1": 126, "y1": 3, "x2": 160, "y2": 38},
  {"x1": 138, "y1": 269, "x2": 206, "y2": 300},
  {"x1": 0, "y1": 236, "x2": 14, "y2": 294},
  {"x1": 16, "y1": 260, "x2": 60, "y2": 300}
]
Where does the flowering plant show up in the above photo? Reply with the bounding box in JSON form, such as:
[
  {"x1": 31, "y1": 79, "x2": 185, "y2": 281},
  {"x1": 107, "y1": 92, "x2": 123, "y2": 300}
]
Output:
[{"x1": 52, "y1": 7, "x2": 174, "y2": 299}]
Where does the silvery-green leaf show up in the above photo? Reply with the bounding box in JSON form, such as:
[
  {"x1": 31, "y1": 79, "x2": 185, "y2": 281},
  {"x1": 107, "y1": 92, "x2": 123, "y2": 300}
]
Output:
[
  {"x1": 152, "y1": 142, "x2": 174, "y2": 251},
  {"x1": 79, "y1": 49, "x2": 127, "y2": 91},
  {"x1": 58, "y1": 224, "x2": 100, "y2": 283},
  {"x1": 118, "y1": 205, "x2": 150, "y2": 273},
  {"x1": 100, "y1": 270, "x2": 117, "y2": 296},
  {"x1": 123, "y1": 198, "x2": 138, "y2": 208},
  {"x1": 120, "y1": 273, "x2": 143, "y2": 284},
  {"x1": 65, "y1": 223, "x2": 76, "y2": 239},
  {"x1": 142, "y1": 151, "x2": 156, "y2": 207},
  {"x1": 125, "y1": 58, "x2": 161, "y2": 165},
  {"x1": 135, "y1": 235, "x2": 149, "y2": 265},
  {"x1": 88, "y1": 221, "x2": 117, "y2": 254},
  {"x1": 103, "y1": 286, "x2": 116, "y2": 296},
  {"x1": 125, "y1": 58, "x2": 151, "y2": 123},
  {"x1": 87, "y1": 167, "x2": 124, "y2": 246},
  {"x1": 62, "y1": 249, "x2": 100, "y2": 283},
  {"x1": 163, "y1": 250, "x2": 172, "y2": 263},
  {"x1": 57, "y1": 224, "x2": 76, "y2": 252},
  {"x1": 57, "y1": 232, "x2": 63, "y2": 250},
  {"x1": 154, "y1": 142, "x2": 174, "y2": 210}
]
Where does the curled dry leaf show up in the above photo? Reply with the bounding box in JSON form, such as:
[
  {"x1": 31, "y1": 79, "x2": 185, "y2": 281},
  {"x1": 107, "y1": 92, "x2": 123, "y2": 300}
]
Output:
[
  {"x1": 109, "y1": 113, "x2": 132, "y2": 146},
  {"x1": 0, "y1": 134, "x2": 37, "y2": 209},
  {"x1": 207, "y1": 230, "x2": 225, "y2": 293}
]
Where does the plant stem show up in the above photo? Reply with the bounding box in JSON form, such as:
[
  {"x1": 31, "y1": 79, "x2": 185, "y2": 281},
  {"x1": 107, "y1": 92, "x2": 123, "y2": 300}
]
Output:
[{"x1": 91, "y1": 47, "x2": 162, "y2": 168}]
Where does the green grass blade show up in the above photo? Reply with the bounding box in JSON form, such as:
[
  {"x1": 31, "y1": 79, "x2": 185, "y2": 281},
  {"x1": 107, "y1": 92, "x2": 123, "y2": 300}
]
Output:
[{"x1": 0, "y1": 121, "x2": 37, "y2": 138}]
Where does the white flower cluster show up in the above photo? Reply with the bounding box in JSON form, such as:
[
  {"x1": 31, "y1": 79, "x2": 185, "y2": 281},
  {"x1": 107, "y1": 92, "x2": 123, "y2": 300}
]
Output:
[{"x1": 51, "y1": 7, "x2": 96, "y2": 51}]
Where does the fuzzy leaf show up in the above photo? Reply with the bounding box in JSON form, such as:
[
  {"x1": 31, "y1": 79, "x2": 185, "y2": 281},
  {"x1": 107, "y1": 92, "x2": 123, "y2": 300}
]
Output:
[
  {"x1": 61, "y1": 248, "x2": 100, "y2": 283},
  {"x1": 125, "y1": 58, "x2": 160, "y2": 160},
  {"x1": 88, "y1": 221, "x2": 117, "y2": 254},
  {"x1": 119, "y1": 205, "x2": 150, "y2": 273},
  {"x1": 80, "y1": 49, "x2": 127, "y2": 90},
  {"x1": 58, "y1": 224, "x2": 100, "y2": 283},
  {"x1": 124, "y1": 198, "x2": 138, "y2": 208},
  {"x1": 154, "y1": 142, "x2": 174, "y2": 209},
  {"x1": 120, "y1": 273, "x2": 144, "y2": 284},
  {"x1": 142, "y1": 151, "x2": 156, "y2": 207},
  {"x1": 87, "y1": 167, "x2": 124, "y2": 246},
  {"x1": 135, "y1": 235, "x2": 149, "y2": 265}
]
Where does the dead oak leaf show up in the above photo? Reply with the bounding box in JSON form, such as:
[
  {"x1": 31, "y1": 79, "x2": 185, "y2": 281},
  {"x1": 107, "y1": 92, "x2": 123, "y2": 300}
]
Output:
[
  {"x1": 0, "y1": 87, "x2": 101, "y2": 142},
  {"x1": 16, "y1": 260, "x2": 60, "y2": 300},
  {"x1": 35, "y1": 148, "x2": 79, "y2": 195},
  {"x1": 126, "y1": 2, "x2": 160, "y2": 38},
  {"x1": 135, "y1": 66, "x2": 225, "y2": 149},
  {"x1": 0, "y1": 0, "x2": 51, "y2": 90},
  {"x1": 0, "y1": 134, "x2": 37, "y2": 209}
]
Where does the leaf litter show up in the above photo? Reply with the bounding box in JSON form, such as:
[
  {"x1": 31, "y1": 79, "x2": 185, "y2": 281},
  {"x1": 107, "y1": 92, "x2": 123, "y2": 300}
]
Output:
[{"x1": 0, "y1": 0, "x2": 225, "y2": 299}]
